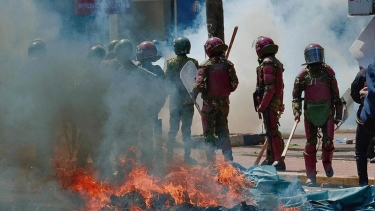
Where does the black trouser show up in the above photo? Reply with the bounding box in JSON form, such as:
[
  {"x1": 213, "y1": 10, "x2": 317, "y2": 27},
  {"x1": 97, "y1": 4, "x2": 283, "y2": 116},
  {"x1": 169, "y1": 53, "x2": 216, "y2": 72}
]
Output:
[{"x1": 355, "y1": 123, "x2": 375, "y2": 186}]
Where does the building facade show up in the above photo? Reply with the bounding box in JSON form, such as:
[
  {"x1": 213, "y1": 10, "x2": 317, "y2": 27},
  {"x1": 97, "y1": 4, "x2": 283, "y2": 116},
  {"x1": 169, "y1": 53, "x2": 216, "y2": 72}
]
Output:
[{"x1": 41, "y1": 0, "x2": 205, "y2": 47}]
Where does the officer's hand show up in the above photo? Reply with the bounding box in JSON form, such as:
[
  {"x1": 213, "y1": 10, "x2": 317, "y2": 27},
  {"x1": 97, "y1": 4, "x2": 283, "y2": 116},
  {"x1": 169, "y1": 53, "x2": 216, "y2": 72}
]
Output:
[
  {"x1": 256, "y1": 97, "x2": 262, "y2": 105},
  {"x1": 360, "y1": 87, "x2": 368, "y2": 104},
  {"x1": 294, "y1": 113, "x2": 300, "y2": 122},
  {"x1": 334, "y1": 118, "x2": 343, "y2": 125},
  {"x1": 257, "y1": 106, "x2": 266, "y2": 113},
  {"x1": 279, "y1": 104, "x2": 285, "y2": 113}
]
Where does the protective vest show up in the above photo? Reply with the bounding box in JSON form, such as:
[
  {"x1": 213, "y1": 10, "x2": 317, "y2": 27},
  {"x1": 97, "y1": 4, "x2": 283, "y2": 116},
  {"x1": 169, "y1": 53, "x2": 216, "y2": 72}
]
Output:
[
  {"x1": 255, "y1": 56, "x2": 284, "y2": 112},
  {"x1": 304, "y1": 67, "x2": 333, "y2": 127},
  {"x1": 206, "y1": 62, "x2": 231, "y2": 98}
]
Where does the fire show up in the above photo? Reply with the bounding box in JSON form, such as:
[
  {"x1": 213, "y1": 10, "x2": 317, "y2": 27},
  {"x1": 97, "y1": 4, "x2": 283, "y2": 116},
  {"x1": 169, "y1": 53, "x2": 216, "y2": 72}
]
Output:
[
  {"x1": 279, "y1": 205, "x2": 301, "y2": 211},
  {"x1": 70, "y1": 169, "x2": 113, "y2": 210},
  {"x1": 115, "y1": 166, "x2": 163, "y2": 208},
  {"x1": 56, "y1": 155, "x2": 255, "y2": 210},
  {"x1": 130, "y1": 205, "x2": 144, "y2": 211},
  {"x1": 52, "y1": 135, "x2": 302, "y2": 210}
]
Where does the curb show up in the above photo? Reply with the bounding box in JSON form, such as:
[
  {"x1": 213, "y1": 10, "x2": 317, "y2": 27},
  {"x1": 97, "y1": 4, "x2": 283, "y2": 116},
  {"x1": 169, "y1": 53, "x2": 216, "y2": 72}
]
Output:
[
  {"x1": 230, "y1": 134, "x2": 265, "y2": 147},
  {"x1": 216, "y1": 129, "x2": 356, "y2": 147},
  {"x1": 278, "y1": 172, "x2": 374, "y2": 187},
  {"x1": 192, "y1": 133, "x2": 265, "y2": 147}
]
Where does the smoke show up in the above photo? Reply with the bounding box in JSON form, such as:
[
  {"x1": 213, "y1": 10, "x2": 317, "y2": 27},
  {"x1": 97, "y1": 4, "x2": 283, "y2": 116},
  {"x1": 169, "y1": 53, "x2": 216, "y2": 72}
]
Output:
[
  {"x1": 0, "y1": 0, "x2": 372, "y2": 208},
  {"x1": 0, "y1": 0, "x2": 110, "y2": 208},
  {"x1": 181, "y1": 0, "x2": 371, "y2": 135}
]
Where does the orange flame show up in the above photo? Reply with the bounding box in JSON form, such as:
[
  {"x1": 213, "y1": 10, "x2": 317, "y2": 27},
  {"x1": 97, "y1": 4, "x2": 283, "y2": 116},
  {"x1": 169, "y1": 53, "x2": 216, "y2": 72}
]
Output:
[
  {"x1": 56, "y1": 154, "x2": 255, "y2": 210},
  {"x1": 279, "y1": 205, "x2": 301, "y2": 211}
]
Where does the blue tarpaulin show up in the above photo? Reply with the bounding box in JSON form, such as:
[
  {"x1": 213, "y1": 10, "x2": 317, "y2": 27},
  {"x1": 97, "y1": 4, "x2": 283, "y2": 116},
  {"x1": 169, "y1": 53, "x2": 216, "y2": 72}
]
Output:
[{"x1": 232, "y1": 163, "x2": 375, "y2": 211}]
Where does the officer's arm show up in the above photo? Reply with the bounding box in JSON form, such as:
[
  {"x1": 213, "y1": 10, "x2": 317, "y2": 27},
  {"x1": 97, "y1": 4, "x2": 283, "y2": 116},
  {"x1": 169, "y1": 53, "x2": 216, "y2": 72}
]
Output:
[
  {"x1": 193, "y1": 66, "x2": 206, "y2": 94},
  {"x1": 228, "y1": 62, "x2": 238, "y2": 92},
  {"x1": 193, "y1": 59, "x2": 199, "y2": 69},
  {"x1": 331, "y1": 75, "x2": 343, "y2": 121},
  {"x1": 258, "y1": 63, "x2": 276, "y2": 110},
  {"x1": 164, "y1": 62, "x2": 174, "y2": 94},
  {"x1": 292, "y1": 76, "x2": 303, "y2": 116},
  {"x1": 155, "y1": 65, "x2": 166, "y2": 80}
]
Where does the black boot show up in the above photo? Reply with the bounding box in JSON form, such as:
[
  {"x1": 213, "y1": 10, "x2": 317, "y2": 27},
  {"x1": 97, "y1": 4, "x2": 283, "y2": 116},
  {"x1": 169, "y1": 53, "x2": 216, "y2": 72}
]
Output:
[
  {"x1": 261, "y1": 145, "x2": 274, "y2": 165},
  {"x1": 356, "y1": 157, "x2": 368, "y2": 186},
  {"x1": 273, "y1": 160, "x2": 286, "y2": 171}
]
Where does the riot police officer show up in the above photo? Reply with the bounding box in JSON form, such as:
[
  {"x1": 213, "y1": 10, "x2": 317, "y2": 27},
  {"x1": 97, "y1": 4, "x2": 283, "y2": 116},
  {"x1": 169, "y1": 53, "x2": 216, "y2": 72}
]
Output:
[{"x1": 165, "y1": 37, "x2": 199, "y2": 164}]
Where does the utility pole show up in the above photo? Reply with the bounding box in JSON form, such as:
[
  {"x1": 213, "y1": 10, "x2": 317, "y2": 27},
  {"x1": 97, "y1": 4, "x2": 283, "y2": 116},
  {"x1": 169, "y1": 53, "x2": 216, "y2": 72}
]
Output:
[{"x1": 205, "y1": 0, "x2": 225, "y2": 42}]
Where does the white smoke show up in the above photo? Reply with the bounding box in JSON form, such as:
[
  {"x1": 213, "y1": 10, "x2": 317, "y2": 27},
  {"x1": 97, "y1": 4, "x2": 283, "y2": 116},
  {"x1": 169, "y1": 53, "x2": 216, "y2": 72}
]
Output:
[
  {"x1": 181, "y1": 0, "x2": 371, "y2": 135},
  {"x1": 0, "y1": 0, "x2": 372, "y2": 208}
]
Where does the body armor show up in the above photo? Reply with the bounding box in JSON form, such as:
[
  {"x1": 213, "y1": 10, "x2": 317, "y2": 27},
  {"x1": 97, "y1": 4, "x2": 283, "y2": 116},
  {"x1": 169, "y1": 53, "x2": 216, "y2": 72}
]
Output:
[
  {"x1": 292, "y1": 63, "x2": 341, "y2": 184},
  {"x1": 255, "y1": 56, "x2": 284, "y2": 113},
  {"x1": 206, "y1": 63, "x2": 231, "y2": 98},
  {"x1": 304, "y1": 71, "x2": 332, "y2": 127}
]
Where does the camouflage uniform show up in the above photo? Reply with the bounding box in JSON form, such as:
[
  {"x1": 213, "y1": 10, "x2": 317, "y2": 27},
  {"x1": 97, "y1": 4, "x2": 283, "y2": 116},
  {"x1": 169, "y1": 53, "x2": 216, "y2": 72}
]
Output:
[
  {"x1": 165, "y1": 55, "x2": 199, "y2": 161},
  {"x1": 194, "y1": 55, "x2": 238, "y2": 161}
]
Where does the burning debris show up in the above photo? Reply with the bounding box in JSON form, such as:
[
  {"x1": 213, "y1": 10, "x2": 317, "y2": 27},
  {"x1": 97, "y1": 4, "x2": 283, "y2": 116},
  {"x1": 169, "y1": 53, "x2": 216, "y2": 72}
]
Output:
[{"x1": 55, "y1": 156, "x2": 260, "y2": 210}]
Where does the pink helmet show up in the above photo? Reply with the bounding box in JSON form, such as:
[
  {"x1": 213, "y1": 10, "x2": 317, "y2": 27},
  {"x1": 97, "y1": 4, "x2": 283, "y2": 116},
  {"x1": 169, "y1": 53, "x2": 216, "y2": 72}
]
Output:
[
  {"x1": 304, "y1": 43, "x2": 324, "y2": 64},
  {"x1": 204, "y1": 37, "x2": 228, "y2": 57},
  {"x1": 253, "y1": 36, "x2": 278, "y2": 57},
  {"x1": 136, "y1": 41, "x2": 161, "y2": 62}
]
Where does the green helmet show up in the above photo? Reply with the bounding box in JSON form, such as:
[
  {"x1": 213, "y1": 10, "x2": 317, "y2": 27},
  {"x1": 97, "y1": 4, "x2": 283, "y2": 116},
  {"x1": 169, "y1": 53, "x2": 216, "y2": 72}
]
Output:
[
  {"x1": 114, "y1": 39, "x2": 133, "y2": 59},
  {"x1": 108, "y1": 39, "x2": 119, "y2": 52},
  {"x1": 87, "y1": 44, "x2": 106, "y2": 61},
  {"x1": 28, "y1": 38, "x2": 46, "y2": 58},
  {"x1": 173, "y1": 37, "x2": 191, "y2": 55}
]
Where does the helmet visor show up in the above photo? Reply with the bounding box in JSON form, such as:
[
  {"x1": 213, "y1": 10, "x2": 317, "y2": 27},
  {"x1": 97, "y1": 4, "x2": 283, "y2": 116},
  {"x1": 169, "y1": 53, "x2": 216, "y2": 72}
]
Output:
[{"x1": 305, "y1": 47, "x2": 324, "y2": 64}]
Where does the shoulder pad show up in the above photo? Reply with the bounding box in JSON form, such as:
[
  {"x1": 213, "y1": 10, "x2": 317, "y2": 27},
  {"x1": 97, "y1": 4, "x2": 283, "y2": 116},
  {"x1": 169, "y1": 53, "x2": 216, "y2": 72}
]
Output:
[
  {"x1": 199, "y1": 59, "x2": 211, "y2": 67},
  {"x1": 226, "y1": 59, "x2": 234, "y2": 66},
  {"x1": 167, "y1": 57, "x2": 177, "y2": 64},
  {"x1": 275, "y1": 58, "x2": 284, "y2": 69},
  {"x1": 324, "y1": 65, "x2": 335, "y2": 76},
  {"x1": 188, "y1": 57, "x2": 199, "y2": 66},
  {"x1": 297, "y1": 69, "x2": 308, "y2": 78},
  {"x1": 263, "y1": 57, "x2": 273, "y2": 63},
  {"x1": 261, "y1": 57, "x2": 276, "y2": 66},
  {"x1": 188, "y1": 57, "x2": 198, "y2": 63}
]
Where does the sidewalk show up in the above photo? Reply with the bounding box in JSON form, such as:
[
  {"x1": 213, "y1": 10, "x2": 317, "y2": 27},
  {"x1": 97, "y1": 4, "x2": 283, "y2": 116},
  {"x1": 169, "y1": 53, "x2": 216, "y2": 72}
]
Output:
[{"x1": 193, "y1": 129, "x2": 375, "y2": 187}]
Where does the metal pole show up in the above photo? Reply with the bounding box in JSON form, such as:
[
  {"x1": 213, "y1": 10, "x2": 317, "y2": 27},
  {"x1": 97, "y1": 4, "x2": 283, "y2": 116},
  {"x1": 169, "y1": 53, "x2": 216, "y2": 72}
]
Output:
[{"x1": 174, "y1": 0, "x2": 177, "y2": 37}]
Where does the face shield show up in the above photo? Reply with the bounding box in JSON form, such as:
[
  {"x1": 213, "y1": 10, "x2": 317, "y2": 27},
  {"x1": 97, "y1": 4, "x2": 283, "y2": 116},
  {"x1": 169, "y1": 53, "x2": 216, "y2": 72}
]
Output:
[{"x1": 304, "y1": 46, "x2": 324, "y2": 64}]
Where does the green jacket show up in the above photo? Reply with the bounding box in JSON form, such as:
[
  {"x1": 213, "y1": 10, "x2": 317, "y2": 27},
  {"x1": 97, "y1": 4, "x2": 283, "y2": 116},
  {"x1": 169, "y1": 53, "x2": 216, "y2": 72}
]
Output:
[{"x1": 165, "y1": 55, "x2": 198, "y2": 105}]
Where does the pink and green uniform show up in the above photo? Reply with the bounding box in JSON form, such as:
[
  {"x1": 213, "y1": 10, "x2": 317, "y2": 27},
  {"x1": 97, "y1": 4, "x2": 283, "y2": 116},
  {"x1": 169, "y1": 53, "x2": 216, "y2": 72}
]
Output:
[
  {"x1": 255, "y1": 55, "x2": 285, "y2": 167},
  {"x1": 292, "y1": 63, "x2": 343, "y2": 180}
]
